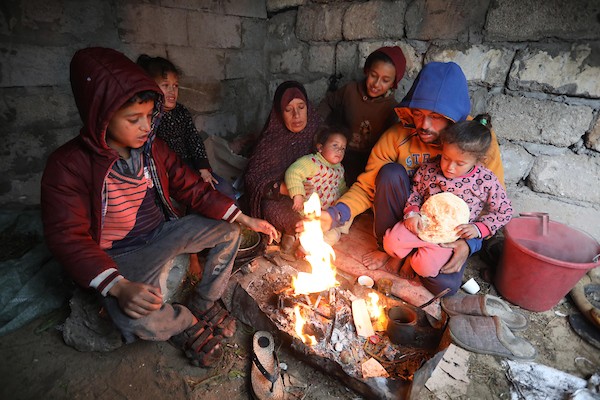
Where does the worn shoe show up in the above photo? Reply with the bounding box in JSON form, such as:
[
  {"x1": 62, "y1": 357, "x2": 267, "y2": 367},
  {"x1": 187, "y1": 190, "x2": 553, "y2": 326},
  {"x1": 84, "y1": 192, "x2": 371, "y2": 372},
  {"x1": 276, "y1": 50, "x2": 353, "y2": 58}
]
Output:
[
  {"x1": 449, "y1": 315, "x2": 536, "y2": 361},
  {"x1": 442, "y1": 293, "x2": 528, "y2": 331}
]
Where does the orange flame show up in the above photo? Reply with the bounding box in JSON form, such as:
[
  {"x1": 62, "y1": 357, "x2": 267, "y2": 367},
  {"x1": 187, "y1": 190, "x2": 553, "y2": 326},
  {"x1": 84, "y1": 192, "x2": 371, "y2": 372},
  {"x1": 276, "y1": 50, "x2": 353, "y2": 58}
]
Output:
[
  {"x1": 294, "y1": 305, "x2": 317, "y2": 345},
  {"x1": 292, "y1": 193, "x2": 338, "y2": 295}
]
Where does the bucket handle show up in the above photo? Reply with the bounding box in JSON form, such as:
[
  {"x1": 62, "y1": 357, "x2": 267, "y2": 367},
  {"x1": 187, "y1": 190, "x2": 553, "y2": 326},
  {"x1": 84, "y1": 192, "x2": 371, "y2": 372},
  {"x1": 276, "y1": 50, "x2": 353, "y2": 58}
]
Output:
[{"x1": 519, "y1": 212, "x2": 549, "y2": 236}]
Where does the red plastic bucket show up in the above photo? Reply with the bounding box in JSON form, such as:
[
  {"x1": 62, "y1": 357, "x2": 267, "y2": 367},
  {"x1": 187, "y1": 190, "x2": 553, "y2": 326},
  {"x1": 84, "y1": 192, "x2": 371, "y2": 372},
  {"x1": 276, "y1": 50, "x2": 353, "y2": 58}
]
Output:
[{"x1": 496, "y1": 213, "x2": 600, "y2": 312}]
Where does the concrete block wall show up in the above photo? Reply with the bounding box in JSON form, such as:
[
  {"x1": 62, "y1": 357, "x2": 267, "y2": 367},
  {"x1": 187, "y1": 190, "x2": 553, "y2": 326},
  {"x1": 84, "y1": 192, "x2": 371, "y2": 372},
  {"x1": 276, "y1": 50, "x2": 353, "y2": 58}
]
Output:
[{"x1": 1, "y1": 0, "x2": 599, "y2": 242}]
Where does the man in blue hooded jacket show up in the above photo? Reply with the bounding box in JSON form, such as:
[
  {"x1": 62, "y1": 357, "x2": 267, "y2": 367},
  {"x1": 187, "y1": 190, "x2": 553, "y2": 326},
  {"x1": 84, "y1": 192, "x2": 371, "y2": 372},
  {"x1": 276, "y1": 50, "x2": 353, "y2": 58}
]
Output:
[{"x1": 320, "y1": 62, "x2": 505, "y2": 296}]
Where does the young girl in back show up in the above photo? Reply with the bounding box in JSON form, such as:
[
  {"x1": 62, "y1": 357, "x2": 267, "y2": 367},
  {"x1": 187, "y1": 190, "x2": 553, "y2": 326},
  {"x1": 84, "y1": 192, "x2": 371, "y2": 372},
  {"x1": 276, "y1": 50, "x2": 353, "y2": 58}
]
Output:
[
  {"x1": 284, "y1": 124, "x2": 350, "y2": 246},
  {"x1": 136, "y1": 54, "x2": 235, "y2": 199},
  {"x1": 318, "y1": 46, "x2": 406, "y2": 184},
  {"x1": 383, "y1": 114, "x2": 513, "y2": 279}
]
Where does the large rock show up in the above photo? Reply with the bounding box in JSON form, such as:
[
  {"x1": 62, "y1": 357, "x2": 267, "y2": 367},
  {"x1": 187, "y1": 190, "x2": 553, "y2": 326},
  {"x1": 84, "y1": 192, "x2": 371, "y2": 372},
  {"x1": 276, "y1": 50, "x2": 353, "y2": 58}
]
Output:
[
  {"x1": 528, "y1": 153, "x2": 600, "y2": 204},
  {"x1": 508, "y1": 186, "x2": 600, "y2": 242},
  {"x1": 499, "y1": 142, "x2": 534, "y2": 186},
  {"x1": 224, "y1": 0, "x2": 267, "y2": 18},
  {"x1": 586, "y1": 118, "x2": 600, "y2": 152},
  {"x1": 426, "y1": 45, "x2": 514, "y2": 87},
  {"x1": 509, "y1": 44, "x2": 600, "y2": 98},
  {"x1": 487, "y1": 94, "x2": 594, "y2": 147},
  {"x1": 485, "y1": 0, "x2": 600, "y2": 42},
  {"x1": 308, "y1": 44, "x2": 335, "y2": 74}
]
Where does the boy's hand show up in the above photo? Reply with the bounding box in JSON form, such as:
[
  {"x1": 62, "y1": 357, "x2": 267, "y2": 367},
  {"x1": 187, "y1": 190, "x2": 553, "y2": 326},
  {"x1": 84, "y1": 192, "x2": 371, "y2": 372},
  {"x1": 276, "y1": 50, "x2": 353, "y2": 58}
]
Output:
[
  {"x1": 199, "y1": 169, "x2": 218, "y2": 190},
  {"x1": 108, "y1": 278, "x2": 163, "y2": 319},
  {"x1": 456, "y1": 223, "x2": 479, "y2": 239},
  {"x1": 292, "y1": 195, "x2": 304, "y2": 212},
  {"x1": 237, "y1": 214, "x2": 279, "y2": 243},
  {"x1": 404, "y1": 215, "x2": 423, "y2": 235},
  {"x1": 439, "y1": 239, "x2": 469, "y2": 274}
]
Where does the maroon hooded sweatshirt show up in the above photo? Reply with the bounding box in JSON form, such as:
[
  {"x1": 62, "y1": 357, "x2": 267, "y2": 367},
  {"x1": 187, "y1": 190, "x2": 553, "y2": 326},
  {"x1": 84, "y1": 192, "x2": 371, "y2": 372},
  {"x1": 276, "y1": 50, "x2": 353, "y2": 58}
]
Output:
[{"x1": 41, "y1": 47, "x2": 240, "y2": 295}]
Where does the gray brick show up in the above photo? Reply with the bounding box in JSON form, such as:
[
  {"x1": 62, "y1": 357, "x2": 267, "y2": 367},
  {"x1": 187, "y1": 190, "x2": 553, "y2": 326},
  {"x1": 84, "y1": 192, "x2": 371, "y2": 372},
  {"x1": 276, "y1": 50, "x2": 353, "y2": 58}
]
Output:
[
  {"x1": 509, "y1": 44, "x2": 600, "y2": 99},
  {"x1": 269, "y1": 47, "x2": 305, "y2": 74},
  {"x1": 486, "y1": 0, "x2": 600, "y2": 42},
  {"x1": 177, "y1": 81, "x2": 223, "y2": 114},
  {"x1": 308, "y1": 45, "x2": 335, "y2": 75},
  {"x1": 159, "y1": 0, "x2": 221, "y2": 12},
  {"x1": 296, "y1": 4, "x2": 344, "y2": 42},
  {"x1": 343, "y1": 0, "x2": 406, "y2": 40},
  {"x1": 225, "y1": 50, "x2": 266, "y2": 79},
  {"x1": 188, "y1": 12, "x2": 242, "y2": 49},
  {"x1": 167, "y1": 46, "x2": 226, "y2": 82},
  {"x1": 500, "y1": 142, "x2": 534, "y2": 185},
  {"x1": 267, "y1": 0, "x2": 306, "y2": 13},
  {"x1": 242, "y1": 19, "x2": 267, "y2": 50},
  {"x1": 224, "y1": 0, "x2": 267, "y2": 18},
  {"x1": 118, "y1": 4, "x2": 188, "y2": 45},
  {"x1": 529, "y1": 153, "x2": 600, "y2": 204},
  {"x1": 406, "y1": 0, "x2": 489, "y2": 41},
  {"x1": 488, "y1": 94, "x2": 594, "y2": 147},
  {"x1": 426, "y1": 45, "x2": 515, "y2": 87},
  {"x1": 0, "y1": 45, "x2": 72, "y2": 87}
]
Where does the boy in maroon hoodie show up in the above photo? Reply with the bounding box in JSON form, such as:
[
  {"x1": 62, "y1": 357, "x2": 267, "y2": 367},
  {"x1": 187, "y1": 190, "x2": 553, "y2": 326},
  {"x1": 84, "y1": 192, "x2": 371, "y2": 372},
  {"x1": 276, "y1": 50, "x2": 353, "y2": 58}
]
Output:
[{"x1": 41, "y1": 47, "x2": 277, "y2": 367}]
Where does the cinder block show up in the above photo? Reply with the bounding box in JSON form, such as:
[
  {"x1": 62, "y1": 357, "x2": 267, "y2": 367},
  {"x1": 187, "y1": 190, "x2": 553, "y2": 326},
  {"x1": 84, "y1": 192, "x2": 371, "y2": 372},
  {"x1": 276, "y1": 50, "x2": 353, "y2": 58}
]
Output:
[
  {"x1": 224, "y1": 0, "x2": 267, "y2": 18},
  {"x1": 486, "y1": 0, "x2": 600, "y2": 41},
  {"x1": 405, "y1": 0, "x2": 488, "y2": 41},
  {"x1": 118, "y1": 4, "x2": 188, "y2": 45},
  {"x1": 296, "y1": 4, "x2": 344, "y2": 42},
  {"x1": 488, "y1": 94, "x2": 593, "y2": 147},
  {"x1": 426, "y1": 44, "x2": 515, "y2": 87},
  {"x1": 343, "y1": 0, "x2": 406, "y2": 40},
  {"x1": 225, "y1": 50, "x2": 265, "y2": 79},
  {"x1": 188, "y1": 12, "x2": 242, "y2": 49},
  {"x1": 167, "y1": 46, "x2": 226, "y2": 81},
  {"x1": 0, "y1": 45, "x2": 72, "y2": 87},
  {"x1": 509, "y1": 44, "x2": 600, "y2": 98}
]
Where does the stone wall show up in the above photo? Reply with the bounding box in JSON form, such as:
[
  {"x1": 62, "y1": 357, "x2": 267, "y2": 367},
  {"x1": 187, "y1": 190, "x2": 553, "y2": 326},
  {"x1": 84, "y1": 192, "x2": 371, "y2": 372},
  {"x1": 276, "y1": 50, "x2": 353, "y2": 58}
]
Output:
[{"x1": 1, "y1": 0, "x2": 599, "y2": 241}]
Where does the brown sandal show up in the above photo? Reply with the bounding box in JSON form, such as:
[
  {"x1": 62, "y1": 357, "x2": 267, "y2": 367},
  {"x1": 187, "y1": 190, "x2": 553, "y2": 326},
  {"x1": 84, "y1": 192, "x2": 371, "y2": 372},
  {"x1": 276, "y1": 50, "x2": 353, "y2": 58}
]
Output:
[
  {"x1": 191, "y1": 301, "x2": 237, "y2": 338},
  {"x1": 170, "y1": 320, "x2": 224, "y2": 367}
]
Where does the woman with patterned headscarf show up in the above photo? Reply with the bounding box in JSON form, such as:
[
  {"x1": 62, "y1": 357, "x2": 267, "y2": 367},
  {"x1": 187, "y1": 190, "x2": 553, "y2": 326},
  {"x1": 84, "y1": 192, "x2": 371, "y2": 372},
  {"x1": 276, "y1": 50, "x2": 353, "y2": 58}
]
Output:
[{"x1": 245, "y1": 81, "x2": 322, "y2": 259}]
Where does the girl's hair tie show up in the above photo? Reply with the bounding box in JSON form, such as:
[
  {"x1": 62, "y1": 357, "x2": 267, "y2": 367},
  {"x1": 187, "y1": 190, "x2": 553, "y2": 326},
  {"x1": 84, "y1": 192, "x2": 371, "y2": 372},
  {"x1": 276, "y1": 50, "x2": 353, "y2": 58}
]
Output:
[{"x1": 479, "y1": 117, "x2": 488, "y2": 126}]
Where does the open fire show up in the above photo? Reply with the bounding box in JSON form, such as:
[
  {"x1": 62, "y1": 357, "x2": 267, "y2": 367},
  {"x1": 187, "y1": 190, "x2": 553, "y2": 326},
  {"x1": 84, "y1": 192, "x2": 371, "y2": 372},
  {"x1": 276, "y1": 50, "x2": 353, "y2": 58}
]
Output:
[{"x1": 227, "y1": 193, "x2": 449, "y2": 399}]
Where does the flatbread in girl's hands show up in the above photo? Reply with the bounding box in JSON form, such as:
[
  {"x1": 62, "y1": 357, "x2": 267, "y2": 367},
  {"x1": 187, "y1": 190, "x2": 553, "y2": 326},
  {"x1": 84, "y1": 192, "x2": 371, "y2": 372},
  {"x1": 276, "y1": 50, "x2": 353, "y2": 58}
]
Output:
[{"x1": 418, "y1": 192, "x2": 470, "y2": 244}]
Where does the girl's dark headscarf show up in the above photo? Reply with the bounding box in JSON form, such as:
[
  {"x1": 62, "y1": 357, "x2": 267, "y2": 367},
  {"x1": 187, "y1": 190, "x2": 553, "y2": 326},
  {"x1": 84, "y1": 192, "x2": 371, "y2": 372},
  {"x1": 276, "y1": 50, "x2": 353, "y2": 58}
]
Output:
[{"x1": 245, "y1": 81, "x2": 322, "y2": 218}]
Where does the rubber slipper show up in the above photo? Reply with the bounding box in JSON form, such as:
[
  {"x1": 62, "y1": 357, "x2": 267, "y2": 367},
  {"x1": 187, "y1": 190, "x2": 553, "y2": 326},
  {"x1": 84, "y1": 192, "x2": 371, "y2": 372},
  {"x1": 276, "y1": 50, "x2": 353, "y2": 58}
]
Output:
[
  {"x1": 569, "y1": 313, "x2": 600, "y2": 350},
  {"x1": 442, "y1": 293, "x2": 528, "y2": 331},
  {"x1": 449, "y1": 315, "x2": 536, "y2": 361},
  {"x1": 570, "y1": 272, "x2": 600, "y2": 330},
  {"x1": 251, "y1": 331, "x2": 284, "y2": 400}
]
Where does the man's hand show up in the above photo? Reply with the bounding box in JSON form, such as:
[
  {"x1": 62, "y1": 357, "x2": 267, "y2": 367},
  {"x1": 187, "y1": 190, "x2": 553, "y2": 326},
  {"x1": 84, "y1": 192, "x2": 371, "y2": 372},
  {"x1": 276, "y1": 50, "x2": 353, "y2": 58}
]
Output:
[
  {"x1": 108, "y1": 278, "x2": 163, "y2": 319},
  {"x1": 237, "y1": 214, "x2": 279, "y2": 243},
  {"x1": 199, "y1": 169, "x2": 218, "y2": 190},
  {"x1": 439, "y1": 239, "x2": 469, "y2": 274}
]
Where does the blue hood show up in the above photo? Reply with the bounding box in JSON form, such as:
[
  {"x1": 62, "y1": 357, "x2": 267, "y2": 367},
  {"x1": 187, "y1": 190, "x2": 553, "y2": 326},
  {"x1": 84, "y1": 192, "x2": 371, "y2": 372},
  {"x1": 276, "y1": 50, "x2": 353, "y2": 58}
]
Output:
[{"x1": 398, "y1": 62, "x2": 470, "y2": 122}]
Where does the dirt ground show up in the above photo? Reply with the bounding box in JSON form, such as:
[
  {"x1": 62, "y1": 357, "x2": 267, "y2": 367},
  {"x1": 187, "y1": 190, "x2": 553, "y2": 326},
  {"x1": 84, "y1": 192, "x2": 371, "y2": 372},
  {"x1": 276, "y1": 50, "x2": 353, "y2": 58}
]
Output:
[
  {"x1": 1, "y1": 208, "x2": 599, "y2": 399},
  {"x1": 1, "y1": 253, "x2": 599, "y2": 400}
]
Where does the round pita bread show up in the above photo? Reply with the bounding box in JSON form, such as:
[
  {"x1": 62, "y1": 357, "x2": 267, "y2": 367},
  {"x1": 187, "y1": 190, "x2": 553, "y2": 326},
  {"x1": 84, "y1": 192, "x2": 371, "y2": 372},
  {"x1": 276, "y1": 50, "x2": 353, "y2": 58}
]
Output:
[{"x1": 417, "y1": 192, "x2": 470, "y2": 244}]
